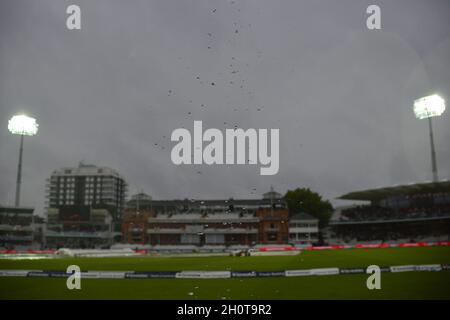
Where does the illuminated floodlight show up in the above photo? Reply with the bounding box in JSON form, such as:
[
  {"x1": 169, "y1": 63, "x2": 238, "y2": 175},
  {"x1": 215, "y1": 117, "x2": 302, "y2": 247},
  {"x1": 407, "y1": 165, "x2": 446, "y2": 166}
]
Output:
[
  {"x1": 8, "y1": 114, "x2": 39, "y2": 207},
  {"x1": 412, "y1": 94, "x2": 446, "y2": 183},
  {"x1": 413, "y1": 94, "x2": 446, "y2": 120},
  {"x1": 8, "y1": 114, "x2": 39, "y2": 136}
]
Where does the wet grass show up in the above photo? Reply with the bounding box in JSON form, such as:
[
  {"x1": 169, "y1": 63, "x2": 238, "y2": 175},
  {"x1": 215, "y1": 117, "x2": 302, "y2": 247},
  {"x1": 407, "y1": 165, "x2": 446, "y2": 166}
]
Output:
[{"x1": 1, "y1": 246, "x2": 449, "y2": 299}]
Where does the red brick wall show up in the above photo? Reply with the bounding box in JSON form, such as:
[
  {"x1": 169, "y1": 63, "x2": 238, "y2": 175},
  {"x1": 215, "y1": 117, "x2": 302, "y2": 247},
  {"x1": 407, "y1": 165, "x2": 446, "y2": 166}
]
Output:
[{"x1": 256, "y1": 208, "x2": 289, "y2": 244}]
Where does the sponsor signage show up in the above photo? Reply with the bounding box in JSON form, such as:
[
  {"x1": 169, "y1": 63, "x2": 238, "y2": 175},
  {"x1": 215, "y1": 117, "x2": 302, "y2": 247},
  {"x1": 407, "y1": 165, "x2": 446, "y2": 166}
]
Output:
[
  {"x1": 307, "y1": 245, "x2": 345, "y2": 250},
  {"x1": 339, "y1": 268, "x2": 365, "y2": 274},
  {"x1": 310, "y1": 268, "x2": 340, "y2": 276},
  {"x1": 80, "y1": 272, "x2": 101, "y2": 279},
  {"x1": 354, "y1": 244, "x2": 389, "y2": 249},
  {"x1": 390, "y1": 265, "x2": 416, "y2": 273},
  {"x1": 258, "y1": 246, "x2": 296, "y2": 251},
  {"x1": 256, "y1": 271, "x2": 285, "y2": 277},
  {"x1": 398, "y1": 242, "x2": 427, "y2": 247},
  {"x1": 175, "y1": 271, "x2": 231, "y2": 279},
  {"x1": 95, "y1": 271, "x2": 126, "y2": 279},
  {"x1": 1, "y1": 263, "x2": 447, "y2": 280},
  {"x1": 415, "y1": 264, "x2": 442, "y2": 272},
  {"x1": 0, "y1": 270, "x2": 30, "y2": 277},
  {"x1": 27, "y1": 271, "x2": 50, "y2": 277},
  {"x1": 136, "y1": 272, "x2": 177, "y2": 278},
  {"x1": 231, "y1": 271, "x2": 257, "y2": 278},
  {"x1": 125, "y1": 273, "x2": 150, "y2": 279},
  {"x1": 77, "y1": 271, "x2": 127, "y2": 279},
  {"x1": 48, "y1": 271, "x2": 70, "y2": 278},
  {"x1": 285, "y1": 269, "x2": 312, "y2": 277}
]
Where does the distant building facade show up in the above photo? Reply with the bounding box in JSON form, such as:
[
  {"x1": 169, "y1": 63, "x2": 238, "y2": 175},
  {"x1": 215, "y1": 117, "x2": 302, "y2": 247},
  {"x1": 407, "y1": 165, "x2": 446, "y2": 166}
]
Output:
[
  {"x1": 288, "y1": 212, "x2": 319, "y2": 245},
  {"x1": 257, "y1": 206, "x2": 289, "y2": 244},
  {"x1": 122, "y1": 210, "x2": 154, "y2": 244},
  {"x1": 122, "y1": 192, "x2": 289, "y2": 246},
  {"x1": 0, "y1": 206, "x2": 44, "y2": 249},
  {"x1": 45, "y1": 163, "x2": 127, "y2": 248}
]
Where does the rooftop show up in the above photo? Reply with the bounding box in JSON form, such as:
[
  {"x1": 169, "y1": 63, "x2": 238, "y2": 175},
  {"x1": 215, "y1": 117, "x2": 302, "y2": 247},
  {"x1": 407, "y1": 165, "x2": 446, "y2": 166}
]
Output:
[
  {"x1": 0, "y1": 206, "x2": 35, "y2": 214},
  {"x1": 290, "y1": 212, "x2": 317, "y2": 221},
  {"x1": 50, "y1": 162, "x2": 126, "y2": 180},
  {"x1": 338, "y1": 180, "x2": 450, "y2": 202}
]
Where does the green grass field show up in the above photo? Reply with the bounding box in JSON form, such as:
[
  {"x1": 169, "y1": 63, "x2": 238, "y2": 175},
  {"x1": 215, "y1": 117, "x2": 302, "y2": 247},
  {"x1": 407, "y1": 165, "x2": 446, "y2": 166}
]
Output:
[{"x1": 1, "y1": 246, "x2": 450, "y2": 299}]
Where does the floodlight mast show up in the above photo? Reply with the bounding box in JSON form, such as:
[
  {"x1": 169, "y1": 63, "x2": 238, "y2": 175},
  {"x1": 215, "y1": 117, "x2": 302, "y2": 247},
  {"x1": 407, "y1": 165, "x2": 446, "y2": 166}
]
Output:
[
  {"x1": 15, "y1": 134, "x2": 24, "y2": 207},
  {"x1": 413, "y1": 94, "x2": 446, "y2": 183},
  {"x1": 428, "y1": 117, "x2": 438, "y2": 182},
  {"x1": 8, "y1": 114, "x2": 39, "y2": 207}
]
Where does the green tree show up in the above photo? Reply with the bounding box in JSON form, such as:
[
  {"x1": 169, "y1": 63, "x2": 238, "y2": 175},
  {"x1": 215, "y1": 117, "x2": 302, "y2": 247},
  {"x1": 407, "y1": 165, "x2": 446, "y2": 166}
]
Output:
[{"x1": 284, "y1": 188, "x2": 333, "y2": 228}]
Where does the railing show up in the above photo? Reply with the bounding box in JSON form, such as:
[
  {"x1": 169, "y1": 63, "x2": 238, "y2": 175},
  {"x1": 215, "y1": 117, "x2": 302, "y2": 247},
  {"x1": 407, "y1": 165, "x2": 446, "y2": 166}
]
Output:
[
  {"x1": 45, "y1": 231, "x2": 111, "y2": 238},
  {"x1": 0, "y1": 225, "x2": 33, "y2": 231},
  {"x1": 147, "y1": 228, "x2": 258, "y2": 234},
  {"x1": 289, "y1": 227, "x2": 318, "y2": 233},
  {"x1": 204, "y1": 228, "x2": 258, "y2": 234},
  {"x1": 0, "y1": 235, "x2": 33, "y2": 241}
]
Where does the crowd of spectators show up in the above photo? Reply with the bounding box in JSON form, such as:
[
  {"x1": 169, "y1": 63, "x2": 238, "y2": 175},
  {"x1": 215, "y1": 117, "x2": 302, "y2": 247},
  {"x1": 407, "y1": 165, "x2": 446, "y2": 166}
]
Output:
[
  {"x1": 47, "y1": 224, "x2": 108, "y2": 233},
  {"x1": 329, "y1": 222, "x2": 449, "y2": 243}
]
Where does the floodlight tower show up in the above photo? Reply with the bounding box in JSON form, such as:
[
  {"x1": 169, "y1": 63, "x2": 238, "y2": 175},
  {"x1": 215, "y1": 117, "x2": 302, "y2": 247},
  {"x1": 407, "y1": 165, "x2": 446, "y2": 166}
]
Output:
[
  {"x1": 413, "y1": 94, "x2": 446, "y2": 182},
  {"x1": 8, "y1": 114, "x2": 39, "y2": 206}
]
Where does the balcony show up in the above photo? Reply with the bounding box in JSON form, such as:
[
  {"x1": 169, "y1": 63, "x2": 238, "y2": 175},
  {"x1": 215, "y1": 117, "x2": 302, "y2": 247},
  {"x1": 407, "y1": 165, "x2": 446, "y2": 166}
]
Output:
[
  {"x1": 147, "y1": 228, "x2": 183, "y2": 234},
  {"x1": 45, "y1": 230, "x2": 111, "y2": 239},
  {"x1": 204, "y1": 228, "x2": 258, "y2": 234},
  {"x1": 0, "y1": 225, "x2": 33, "y2": 231},
  {"x1": 289, "y1": 227, "x2": 318, "y2": 233},
  {"x1": 147, "y1": 227, "x2": 258, "y2": 235},
  {"x1": 0, "y1": 235, "x2": 33, "y2": 241}
]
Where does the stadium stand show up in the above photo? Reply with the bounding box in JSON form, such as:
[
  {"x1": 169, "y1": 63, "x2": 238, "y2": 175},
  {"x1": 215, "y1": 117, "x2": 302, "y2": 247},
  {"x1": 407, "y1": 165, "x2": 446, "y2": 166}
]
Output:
[
  {"x1": 0, "y1": 205, "x2": 44, "y2": 250},
  {"x1": 328, "y1": 181, "x2": 450, "y2": 244}
]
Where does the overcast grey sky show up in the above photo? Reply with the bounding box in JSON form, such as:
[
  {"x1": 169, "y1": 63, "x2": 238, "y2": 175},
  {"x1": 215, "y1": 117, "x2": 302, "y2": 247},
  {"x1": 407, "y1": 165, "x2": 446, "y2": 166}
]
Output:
[{"x1": 1, "y1": 0, "x2": 449, "y2": 215}]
